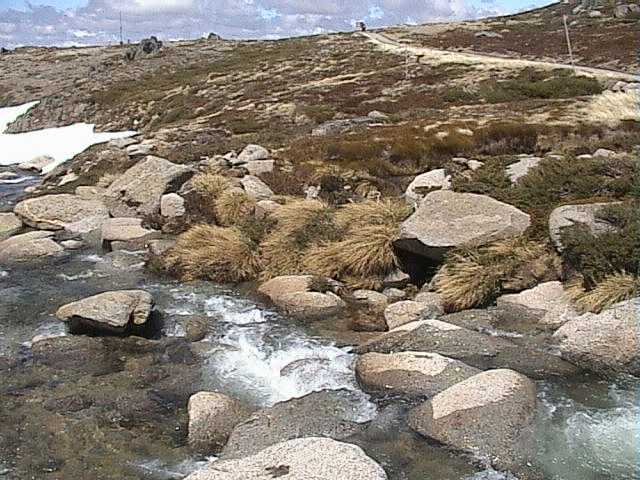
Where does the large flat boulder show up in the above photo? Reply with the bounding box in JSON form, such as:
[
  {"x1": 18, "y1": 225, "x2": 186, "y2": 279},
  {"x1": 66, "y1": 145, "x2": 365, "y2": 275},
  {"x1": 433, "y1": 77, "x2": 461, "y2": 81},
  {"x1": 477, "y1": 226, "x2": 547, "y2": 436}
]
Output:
[
  {"x1": 188, "y1": 392, "x2": 251, "y2": 454},
  {"x1": 0, "y1": 231, "x2": 63, "y2": 263},
  {"x1": 221, "y1": 389, "x2": 369, "y2": 459},
  {"x1": 0, "y1": 212, "x2": 22, "y2": 240},
  {"x1": 103, "y1": 156, "x2": 193, "y2": 217},
  {"x1": 497, "y1": 281, "x2": 578, "y2": 330},
  {"x1": 396, "y1": 191, "x2": 530, "y2": 260},
  {"x1": 356, "y1": 351, "x2": 480, "y2": 398},
  {"x1": 56, "y1": 290, "x2": 153, "y2": 334},
  {"x1": 408, "y1": 369, "x2": 536, "y2": 472},
  {"x1": 186, "y1": 437, "x2": 388, "y2": 480},
  {"x1": 14, "y1": 194, "x2": 109, "y2": 231},
  {"x1": 356, "y1": 319, "x2": 579, "y2": 379},
  {"x1": 548, "y1": 202, "x2": 617, "y2": 251},
  {"x1": 553, "y1": 298, "x2": 639, "y2": 376}
]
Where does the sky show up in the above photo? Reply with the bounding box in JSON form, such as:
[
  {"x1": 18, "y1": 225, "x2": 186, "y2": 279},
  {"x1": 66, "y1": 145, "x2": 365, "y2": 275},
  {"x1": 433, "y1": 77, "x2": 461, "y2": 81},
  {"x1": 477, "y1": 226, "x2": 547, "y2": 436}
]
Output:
[{"x1": 0, "y1": 0, "x2": 552, "y2": 48}]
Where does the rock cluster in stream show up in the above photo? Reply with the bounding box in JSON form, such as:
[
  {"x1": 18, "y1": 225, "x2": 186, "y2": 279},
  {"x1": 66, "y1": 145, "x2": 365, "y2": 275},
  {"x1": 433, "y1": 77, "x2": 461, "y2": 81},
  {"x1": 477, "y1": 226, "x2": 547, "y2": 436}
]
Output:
[{"x1": 2, "y1": 136, "x2": 638, "y2": 479}]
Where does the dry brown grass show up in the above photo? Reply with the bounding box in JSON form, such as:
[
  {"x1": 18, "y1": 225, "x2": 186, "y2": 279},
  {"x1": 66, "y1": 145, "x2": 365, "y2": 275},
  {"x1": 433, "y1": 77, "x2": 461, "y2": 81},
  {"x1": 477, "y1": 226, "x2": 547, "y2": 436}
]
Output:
[
  {"x1": 433, "y1": 238, "x2": 560, "y2": 311},
  {"x1": 259, "y1": 199, "x2": 338, "y2": 279},
  {"x1": 305, "y1": 199, "x2": 410, "y2": 287},
  {"x1": 163, "y1": 224, "x2": 261, "y2": 282},
  {"x1": 215, "y1": 189, "x2": 256, "y2": 227},
  {"x1": 568, "y1": 272, "x2": 639, "y2": 314}
]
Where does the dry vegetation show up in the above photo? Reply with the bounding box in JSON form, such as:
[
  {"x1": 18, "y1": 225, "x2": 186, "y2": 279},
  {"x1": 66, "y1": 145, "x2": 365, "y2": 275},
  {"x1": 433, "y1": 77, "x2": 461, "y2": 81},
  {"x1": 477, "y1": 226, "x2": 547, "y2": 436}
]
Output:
[
  {"x1": 433, "y1": 238, "x2": 561, "y2": 311},
  {"x1": 164, "y1": 224, "x2": 261, "y2": 282}
]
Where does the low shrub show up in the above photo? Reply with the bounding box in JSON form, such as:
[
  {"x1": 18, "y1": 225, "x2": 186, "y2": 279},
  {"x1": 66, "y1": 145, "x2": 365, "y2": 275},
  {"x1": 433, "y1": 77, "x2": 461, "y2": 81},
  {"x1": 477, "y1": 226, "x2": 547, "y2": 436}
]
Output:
[
  {"x1": 433, "y1": 238, "x2": 560, "y2": 312},
  {"x1": 479, "y1": 69, "x2": 603, "y2": 104},
  {"x1": 475, "y1": 123, "x2": 539, "y2": 155},
  {"x1": 560, "y1": 202, "x2": 639, "y2": 288},
  {"x1": 163, "y1": 224, "x2": 261, "y2": 282}
]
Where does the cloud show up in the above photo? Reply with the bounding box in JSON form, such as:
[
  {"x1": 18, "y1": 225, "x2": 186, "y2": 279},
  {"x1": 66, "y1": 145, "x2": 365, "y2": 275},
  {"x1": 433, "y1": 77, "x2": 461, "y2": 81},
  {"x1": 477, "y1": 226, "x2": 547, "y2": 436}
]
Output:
[{"x1": 0, "y1": 0, "x2": 499, "y2": 48}]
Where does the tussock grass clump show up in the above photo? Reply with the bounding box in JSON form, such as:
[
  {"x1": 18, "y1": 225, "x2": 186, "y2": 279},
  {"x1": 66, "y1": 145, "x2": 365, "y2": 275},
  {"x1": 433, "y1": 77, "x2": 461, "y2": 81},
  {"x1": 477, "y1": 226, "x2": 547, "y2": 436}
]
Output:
[
  {"x1": 568, "y1": 272, "x2": 639, "y2": 314},
  {"x1": 215, "y1": 189, "x2": 256, "y2": 227},
  {"x1": 187, "y1": 172, "x2": 232, "y2": 220},
  {"x1": 306, "y1": 199, "x2": 411, "y2": 287},
  {"x1": 164, "y1": 224, "x2": 261, "y2": 282},
  {"x1": 260, "y1": 200, "x2": 339, "y2": 279},
  {"x1": 433, "y1": 238, "x2": 560, "y2": 312}
]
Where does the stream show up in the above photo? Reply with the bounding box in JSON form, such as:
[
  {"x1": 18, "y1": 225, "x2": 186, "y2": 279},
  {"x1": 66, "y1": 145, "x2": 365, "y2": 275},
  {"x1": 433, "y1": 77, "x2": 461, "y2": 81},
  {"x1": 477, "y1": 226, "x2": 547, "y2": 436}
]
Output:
[{"x1": 0, "y1": 110, "x2": 638, "y2": 479}]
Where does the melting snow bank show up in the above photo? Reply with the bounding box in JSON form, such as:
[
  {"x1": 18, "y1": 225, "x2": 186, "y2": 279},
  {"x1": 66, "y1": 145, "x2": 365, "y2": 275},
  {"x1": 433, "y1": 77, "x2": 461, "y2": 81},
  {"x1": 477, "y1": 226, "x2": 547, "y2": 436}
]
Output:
[{"x1": 0, "y1": 101, "x2": 135, "y2": 173}]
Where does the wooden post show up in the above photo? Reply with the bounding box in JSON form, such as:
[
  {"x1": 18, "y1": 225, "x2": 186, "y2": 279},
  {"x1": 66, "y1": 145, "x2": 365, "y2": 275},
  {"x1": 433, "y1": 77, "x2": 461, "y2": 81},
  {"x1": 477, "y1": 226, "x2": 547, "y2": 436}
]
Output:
[{"x1": 563, "y1": 14, "x2": 575, "y2": 68}]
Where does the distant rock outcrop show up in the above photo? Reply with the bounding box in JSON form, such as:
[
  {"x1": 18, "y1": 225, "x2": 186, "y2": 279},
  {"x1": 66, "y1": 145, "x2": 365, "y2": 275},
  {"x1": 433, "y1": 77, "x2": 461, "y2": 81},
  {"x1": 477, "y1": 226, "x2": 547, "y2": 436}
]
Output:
[{"x1": 125, "y1": 36, "x2": 163, "y2": 61}]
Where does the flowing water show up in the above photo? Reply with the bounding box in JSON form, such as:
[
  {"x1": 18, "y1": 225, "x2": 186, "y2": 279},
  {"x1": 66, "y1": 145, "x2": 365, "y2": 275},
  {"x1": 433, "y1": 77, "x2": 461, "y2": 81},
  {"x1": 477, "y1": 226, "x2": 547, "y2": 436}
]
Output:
[{"x1": 0, "y1": 108, "x2": 638, "y2": 479}]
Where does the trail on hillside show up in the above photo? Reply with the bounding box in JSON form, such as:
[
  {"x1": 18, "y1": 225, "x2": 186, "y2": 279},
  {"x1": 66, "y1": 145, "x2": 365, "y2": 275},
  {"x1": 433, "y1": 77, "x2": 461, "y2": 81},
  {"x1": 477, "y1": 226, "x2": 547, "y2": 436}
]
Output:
[{"x1": 363, "y1": 31, "x2": 638, "y2": 82}]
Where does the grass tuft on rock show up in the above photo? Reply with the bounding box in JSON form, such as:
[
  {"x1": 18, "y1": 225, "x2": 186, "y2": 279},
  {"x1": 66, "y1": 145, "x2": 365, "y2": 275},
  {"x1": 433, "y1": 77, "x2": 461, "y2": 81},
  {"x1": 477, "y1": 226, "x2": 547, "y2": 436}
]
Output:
[
  {"x1": 568, "y1": 272, "x2": 639, "y2": 314},
  {"x1": 163, "y1": 224, "x2": 261, "y2": 282},
  {"x1": 433, "y1": 238, "x2": 560, "y2": 312}
]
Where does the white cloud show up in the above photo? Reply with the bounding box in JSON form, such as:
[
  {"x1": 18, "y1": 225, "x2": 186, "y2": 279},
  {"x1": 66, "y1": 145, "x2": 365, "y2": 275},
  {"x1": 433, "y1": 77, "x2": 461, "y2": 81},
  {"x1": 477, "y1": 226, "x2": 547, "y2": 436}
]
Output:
[{"x1": 0, "y1": 0, "x2": 497, "y2": 48}]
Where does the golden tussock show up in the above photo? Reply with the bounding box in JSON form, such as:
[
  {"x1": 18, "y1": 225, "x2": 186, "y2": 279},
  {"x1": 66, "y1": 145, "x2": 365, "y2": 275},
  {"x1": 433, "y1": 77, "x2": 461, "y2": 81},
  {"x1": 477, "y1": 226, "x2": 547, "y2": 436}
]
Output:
[{"x1": 163, "y1": 224, "x2": 260, "y2": 282}]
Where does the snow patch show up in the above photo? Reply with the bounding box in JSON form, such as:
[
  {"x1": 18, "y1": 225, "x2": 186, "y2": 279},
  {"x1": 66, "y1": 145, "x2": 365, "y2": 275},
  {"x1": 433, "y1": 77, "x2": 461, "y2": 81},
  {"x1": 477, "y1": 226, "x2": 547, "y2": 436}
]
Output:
[{"x1": 0, "y1": 101, "x2": 136, "y2": 173}]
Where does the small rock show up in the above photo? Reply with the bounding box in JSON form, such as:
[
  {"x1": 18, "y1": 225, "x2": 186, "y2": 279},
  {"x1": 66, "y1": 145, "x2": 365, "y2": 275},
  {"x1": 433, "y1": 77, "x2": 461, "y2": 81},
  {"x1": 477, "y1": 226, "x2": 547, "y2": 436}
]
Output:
[
  {"x1": 56, "y1": 290, "x2": 153, "y2": 334},
  {"x1": 188, "y1": 392, "x2": 250, "y2": 454},
  {"x1": 367, "y1": 110, "x2": 389, "y2": 121},
  {"x1": 0, "y1": 231, "x2": 63, "y2": 263},
  {"x1": 382, "y1": 287, "x2": 407, "y2": 302},
  {"x1": 475, "y1": 30, "x2": 503, "y2": 38},
  {"x1": 588, "y1": 10, "x2": 602, "y2": 18},
  {"x1": 383, "y1": 269, "x2": 411, "y2": 288},
  {"x1": 160, "y1": 193, "x2": 186, "y2": 218},
  {"x1": 506, "y1": 157, "x2": 541, "y2": 183},
  {"x1": 467, "y1": 159, "x2": 484, "y2": 171},
  {"x1": 184, "y1": 318, "x2": 208, "y2": 342},
  {"x1": 101, "y1": 218, "x2": 155, "y2": 245},
  {"x1": 258, "y1": 275, "x2": 345, "y2": 320},
  {"x1": 352, "y1": 289, "x2": 389, "y2": 310},
  {"x1": 245, "y1": 160, "x2": 275, "y2": 176},
  {"x1": 254, "y1": 200, "x2": 280, "y2": 220},
  {"x1": 405, "y1": 169, "x2": 452, "y2": 205},
  {"x1": 593, "y1": 148, "x2": 615, "y2": 158},
  {"x1": 240, "y1": 175, "x2": 274, "y2": 200},
  {"x1": 58, "y1": 172, "x2": 79, "y2": 186},
  {"x1": 413, "y1": 292, "x2": 444, "y2": 314},
  {"x1": 104, "y1": 156, "x2": 193, "y2": 217},
  {"x1": 60, "y1": 240, "x2": 84, "y2": 250},
  {"x1": 18, "y1": 155, "x2": 55, "y2": 173},
  {"x1": 0, "y1": 213, "x2": 22, "y2": 240},
  {"x1": 125, "y1": 143, "x2": 154, "y2": 157},
  {"x1": 148, "y1": 238, "x2": 176, "y2": 257},
  {"x1": 237, "y1": 144, "x2": 270, "y2": 163},
  {"x1": 384, "y1": 300, "x2": 439, "y2": 330},
  {"x1": 109, "y1": 137, "x2": 138, "y2": 149}
]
